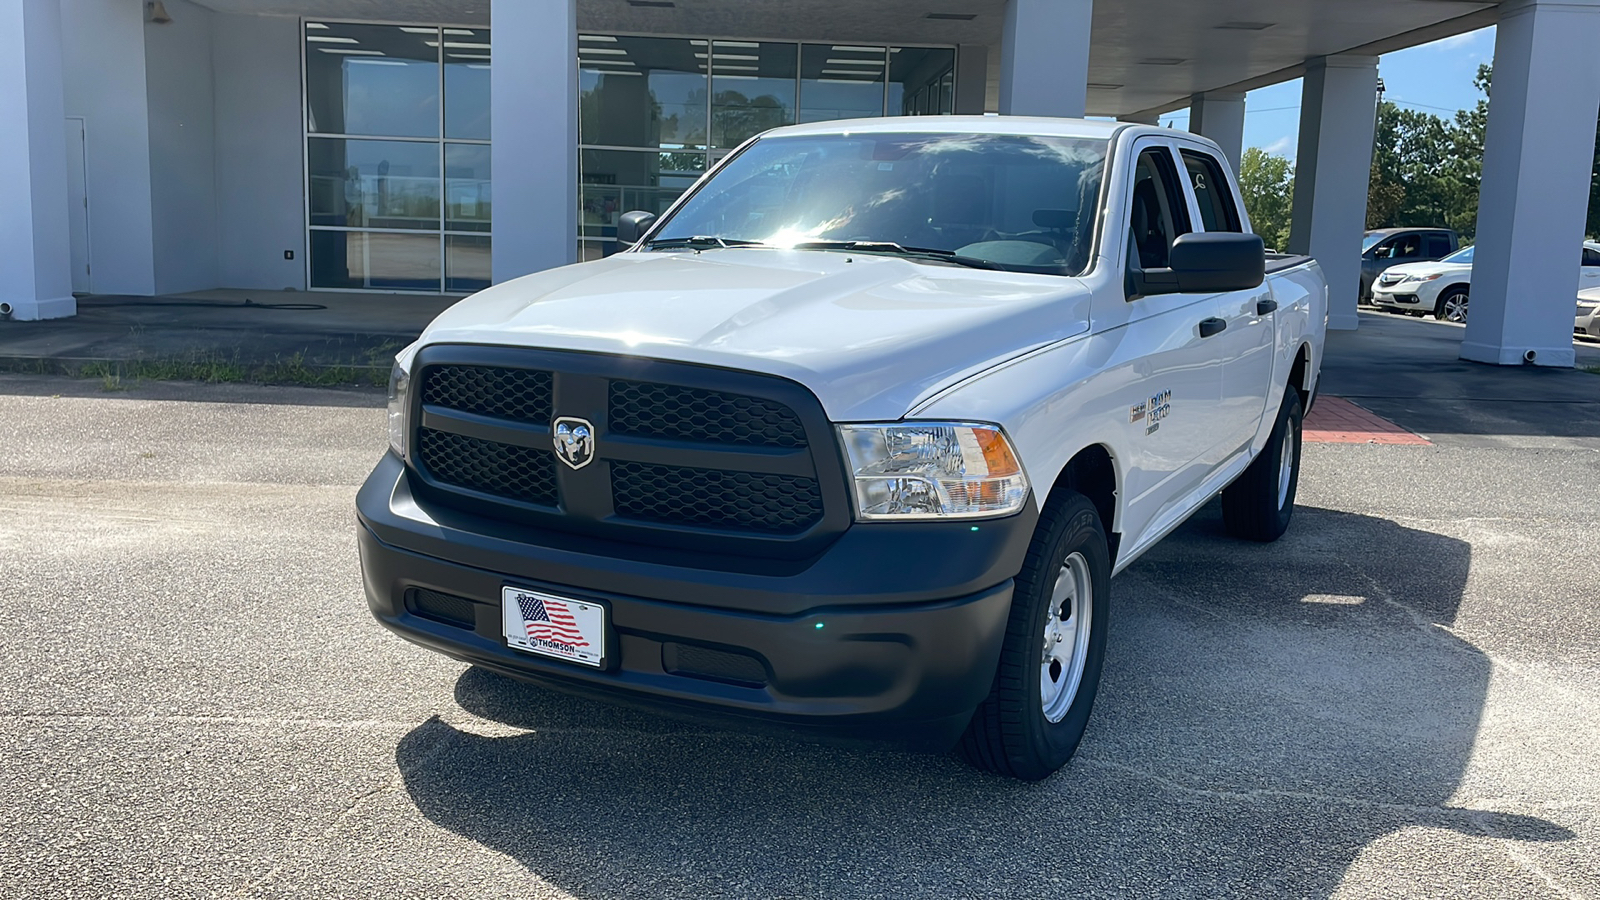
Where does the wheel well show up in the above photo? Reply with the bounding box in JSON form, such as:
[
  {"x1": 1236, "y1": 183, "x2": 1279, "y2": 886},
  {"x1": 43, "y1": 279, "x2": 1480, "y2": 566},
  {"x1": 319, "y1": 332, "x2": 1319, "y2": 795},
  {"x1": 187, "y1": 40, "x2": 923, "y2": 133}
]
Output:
[
  {"x1": 1047, "y1": 445, "x2": 1120, "y2": 565},
  {"x1": 1288, "y1": 343, "x2": 1312, "y2": 404}
]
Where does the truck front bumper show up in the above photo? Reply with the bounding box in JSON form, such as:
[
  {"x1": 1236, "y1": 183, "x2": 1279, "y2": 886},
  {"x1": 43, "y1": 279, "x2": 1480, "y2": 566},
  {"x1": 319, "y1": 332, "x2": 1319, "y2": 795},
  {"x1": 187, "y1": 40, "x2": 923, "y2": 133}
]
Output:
[{"x1": 357, "y1": 453, "x2": 1031, "y2": 747}]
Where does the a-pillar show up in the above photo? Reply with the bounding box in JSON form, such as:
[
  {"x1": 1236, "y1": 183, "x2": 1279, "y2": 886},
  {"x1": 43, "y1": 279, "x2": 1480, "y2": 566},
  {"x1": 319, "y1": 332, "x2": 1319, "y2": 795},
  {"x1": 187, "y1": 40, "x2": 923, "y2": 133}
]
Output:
[
  {"x1": 490, "y1": 0, "x2": 578, "y2": 283},
  {"x1": 1000, "y1": 0, "x2": 1092, "y2": 117},
  {"x1": 1189, "y1": 91, "x2": 1246, "y2": 173},
  {"x1": 1461, "y1": 0, "x2": 1600, "y2": 367},
  {"x1": 0, "y1": 0, "x2": 74, "y2": 320},
  {"x1": 1288, "y1": 56, "x2": 1379, "y2": 331}
]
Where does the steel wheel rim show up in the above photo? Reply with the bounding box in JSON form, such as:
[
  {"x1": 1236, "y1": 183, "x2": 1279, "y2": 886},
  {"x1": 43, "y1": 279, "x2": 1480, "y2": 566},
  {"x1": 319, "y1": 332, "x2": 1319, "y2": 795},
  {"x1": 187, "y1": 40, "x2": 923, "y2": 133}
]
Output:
[
  {"x1": 1041, "y1": 552, "x2": 1093, "y2": 723},
  {"x1": 1277, "y1": 424, "x2": 1295, "y2": 510},
  {"x1": 1445, "y1": 294, "x2": 1468, "y2": 322}
]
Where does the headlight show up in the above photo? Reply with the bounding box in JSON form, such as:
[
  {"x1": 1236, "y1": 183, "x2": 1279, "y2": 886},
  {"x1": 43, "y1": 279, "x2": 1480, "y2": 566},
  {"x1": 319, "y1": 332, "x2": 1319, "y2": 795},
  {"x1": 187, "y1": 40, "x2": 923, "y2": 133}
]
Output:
[
  {"x1": 386, "y1": 360, "x2": 410, "y2": 459},
  {"x1": 1404, "y1": 273, "x2": 1442, "y2": 283},
  {"x1": 839, "y1": 422, "x2": 1029, "y2": 520}
]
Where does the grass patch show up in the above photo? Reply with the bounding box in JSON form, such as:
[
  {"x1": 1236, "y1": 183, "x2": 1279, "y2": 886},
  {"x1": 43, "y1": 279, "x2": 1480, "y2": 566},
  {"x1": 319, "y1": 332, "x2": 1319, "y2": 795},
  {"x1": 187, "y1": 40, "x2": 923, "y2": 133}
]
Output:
[{"x1": 0, "y1": 352, "x2": 390, "y2": 388}]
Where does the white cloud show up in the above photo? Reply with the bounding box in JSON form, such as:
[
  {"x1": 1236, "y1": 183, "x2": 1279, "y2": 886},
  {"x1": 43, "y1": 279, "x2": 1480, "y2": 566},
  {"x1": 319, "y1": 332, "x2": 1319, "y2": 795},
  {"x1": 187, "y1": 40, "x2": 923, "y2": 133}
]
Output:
[
  {"x1": 1431, "y1": 31, "x2": 1482, "y2": 52},
  {"x1": 1262, "y1": 135, "x2": 1295, "y2": 156}
]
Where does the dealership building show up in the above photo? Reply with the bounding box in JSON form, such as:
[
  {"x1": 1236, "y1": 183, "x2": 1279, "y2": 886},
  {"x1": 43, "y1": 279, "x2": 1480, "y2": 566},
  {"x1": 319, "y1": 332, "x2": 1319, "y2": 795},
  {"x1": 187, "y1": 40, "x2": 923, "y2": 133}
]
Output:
[{"x1": 5, "y1": 0, "x2": 1599, "y2": 366}]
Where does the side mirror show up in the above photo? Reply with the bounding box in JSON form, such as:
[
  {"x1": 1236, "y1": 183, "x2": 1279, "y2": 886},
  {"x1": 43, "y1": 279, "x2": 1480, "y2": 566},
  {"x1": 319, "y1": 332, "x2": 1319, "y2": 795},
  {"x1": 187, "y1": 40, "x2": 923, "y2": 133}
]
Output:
[
  {"x1": 616, "y1": 210, "x2": 657, "y2": 246},
  {"x1": 1168, "y1": 232, "x2": 1265, "y2": 292}
]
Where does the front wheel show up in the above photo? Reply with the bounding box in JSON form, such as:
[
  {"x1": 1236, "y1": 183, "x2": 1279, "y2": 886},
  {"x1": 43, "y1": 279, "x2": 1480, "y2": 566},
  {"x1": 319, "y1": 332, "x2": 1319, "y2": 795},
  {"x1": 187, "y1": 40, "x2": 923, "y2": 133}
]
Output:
[
  {"x1": 1222, "y1": 389, "x2": 1304, "y2": 542},
  {"x1": 1436, "y1": 287, "x2": 1469, "y2": 323},
  {"x1": 957, "y1": 493, "x2": 1110, "y2": 781}
]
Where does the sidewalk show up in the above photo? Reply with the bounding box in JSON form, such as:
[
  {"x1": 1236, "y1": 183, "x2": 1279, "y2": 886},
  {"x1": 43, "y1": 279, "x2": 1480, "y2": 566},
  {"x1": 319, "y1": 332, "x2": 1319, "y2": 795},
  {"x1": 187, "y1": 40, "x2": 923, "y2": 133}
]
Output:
[{"x1": 0, "y1": 289, "x2": 455, "y2": 377}]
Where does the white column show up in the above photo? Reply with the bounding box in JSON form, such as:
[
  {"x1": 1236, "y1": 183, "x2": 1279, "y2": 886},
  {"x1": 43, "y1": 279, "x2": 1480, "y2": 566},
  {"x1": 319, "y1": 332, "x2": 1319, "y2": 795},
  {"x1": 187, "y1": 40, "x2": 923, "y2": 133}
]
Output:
[
  {"x1": 954, "y1": 44, "x2": 988, "y2": 115},
  {"x1": 491, "y1": 0, "x2": 578, "y2": 283},
  {"x1": 1189, "y1": 91, "x2": 1246, "y2": 173},
  {"x1": 1000, "y1": 0, "x2": 1091, "y2": 118},
  {"x1": 1288, "y1": 55, "x2": 1379, "y2": 331},
  {"x1": 1460, "y1": 0, "x2": 1600, "y2": 368},
  {"x1": 0, "y1": 0, "x2": 74, "y2": 320}
]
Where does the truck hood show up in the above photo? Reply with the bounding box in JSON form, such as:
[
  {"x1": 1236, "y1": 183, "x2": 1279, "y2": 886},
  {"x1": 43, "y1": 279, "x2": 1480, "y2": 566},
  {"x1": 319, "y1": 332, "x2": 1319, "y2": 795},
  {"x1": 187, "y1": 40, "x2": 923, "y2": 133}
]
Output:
[{"x1": 416, "y1": 249, "x2": 1092, "y2": 421}]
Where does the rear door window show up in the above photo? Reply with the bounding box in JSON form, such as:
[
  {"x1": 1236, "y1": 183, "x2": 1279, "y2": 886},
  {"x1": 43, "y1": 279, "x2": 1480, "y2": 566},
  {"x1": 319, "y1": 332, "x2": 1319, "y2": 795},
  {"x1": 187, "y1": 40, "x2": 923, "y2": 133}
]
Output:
[
  {"x1": 1179, "y1": 150, "x2": 1241, "y2": 233},
  {"x1": 1582, "y1": 247, "x2": 1600, "y2": 267},
  {"x1": 1426, "y1": 234, "x2": 1452, "y2": 258}
]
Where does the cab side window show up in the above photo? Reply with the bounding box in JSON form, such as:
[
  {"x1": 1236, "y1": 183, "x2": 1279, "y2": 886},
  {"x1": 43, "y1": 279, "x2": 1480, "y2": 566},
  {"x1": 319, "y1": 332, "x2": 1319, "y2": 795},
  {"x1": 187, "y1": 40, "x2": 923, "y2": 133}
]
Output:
[
  {"x1": 1128, "y1": 148, "x2": 1191, "y2": 271},
  {"x1": 1581, "y1": 247, "x2": 1600, "y2": 268},
  {"x1": 1382, "y1": 234, "x2": 1423, "y2": 260},
  {"x1": 1426, "y1": 234, "x2": 1452, "y2": 258},
  {"x1": 1180, "y1": 150, "x2": 1241, "y2": 233}
]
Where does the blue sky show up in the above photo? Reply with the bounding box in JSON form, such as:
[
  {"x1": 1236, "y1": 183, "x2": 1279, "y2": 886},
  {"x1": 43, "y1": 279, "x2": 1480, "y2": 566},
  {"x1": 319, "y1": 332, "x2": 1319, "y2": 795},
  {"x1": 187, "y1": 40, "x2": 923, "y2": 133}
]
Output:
[{"x1": 1158, "y1": 27, "x2": 1498, "y2": 159}]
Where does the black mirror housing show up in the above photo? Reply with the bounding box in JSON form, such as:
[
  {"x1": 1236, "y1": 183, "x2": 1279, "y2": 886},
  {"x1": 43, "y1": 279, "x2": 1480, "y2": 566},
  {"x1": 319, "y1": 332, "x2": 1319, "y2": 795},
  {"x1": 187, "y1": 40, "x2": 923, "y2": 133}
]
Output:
[
  {"x1": 1168, "y1": 232, "x2": 1265, "y2": 293},
  {"x1": 616, "y1": 210, "x2": 658, "y2": 246}
]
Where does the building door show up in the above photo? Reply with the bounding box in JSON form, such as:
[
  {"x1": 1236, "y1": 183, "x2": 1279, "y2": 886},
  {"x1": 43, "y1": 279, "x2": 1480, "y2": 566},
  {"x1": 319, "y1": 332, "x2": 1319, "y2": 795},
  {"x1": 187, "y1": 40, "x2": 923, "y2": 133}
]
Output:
[{"x1": 64, "y1": 117, "x2": 91, "y2": 295}]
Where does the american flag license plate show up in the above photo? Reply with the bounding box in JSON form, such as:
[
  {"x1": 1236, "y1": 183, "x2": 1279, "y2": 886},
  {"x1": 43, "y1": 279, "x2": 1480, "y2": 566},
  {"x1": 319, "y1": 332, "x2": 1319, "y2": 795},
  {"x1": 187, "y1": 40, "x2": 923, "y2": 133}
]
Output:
[{"x1": 502, "y1": 587, "x2": 606, "y2": 668}]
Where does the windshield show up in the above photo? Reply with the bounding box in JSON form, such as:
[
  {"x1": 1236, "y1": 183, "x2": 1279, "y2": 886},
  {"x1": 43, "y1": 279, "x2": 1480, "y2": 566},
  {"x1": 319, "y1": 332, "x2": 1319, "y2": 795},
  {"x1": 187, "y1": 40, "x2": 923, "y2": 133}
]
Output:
[
  {"x1": 1362, "y1": 232, "x2": 1387, "y2": 252},
  {"x1": 1442, "y1": 245, "x2": 1474, "y2": 264},
  {"x1": 647, "y1": 132, "x2": 1109, "y2": 276}
]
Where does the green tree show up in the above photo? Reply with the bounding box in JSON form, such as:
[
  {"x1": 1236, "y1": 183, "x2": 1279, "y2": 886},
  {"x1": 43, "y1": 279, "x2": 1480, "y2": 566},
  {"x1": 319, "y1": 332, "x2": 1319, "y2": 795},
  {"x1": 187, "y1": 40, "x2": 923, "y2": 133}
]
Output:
[{"x1": 1238, "y1": 147, "x2": 1294, "y2": 251}]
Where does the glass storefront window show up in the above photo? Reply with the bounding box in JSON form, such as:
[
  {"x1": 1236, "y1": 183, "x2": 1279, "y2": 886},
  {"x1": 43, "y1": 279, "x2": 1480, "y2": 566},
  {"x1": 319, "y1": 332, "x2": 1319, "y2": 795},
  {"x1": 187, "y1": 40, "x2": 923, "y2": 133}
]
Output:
[
  {"x1": 308, "y1": 138, "x2": 441, "y2": 229},
  {"x1": 889, "y1": 48, "x2": 956, "y2": 116},
  {"x1": 310, "y1": 231, "x2": 442, "y2": 291},
  {"x1": 581, "y1": 149, "x2": 706, "y2": 239},
  {"x1": 799, "y1": 44, "x2": 886, "y2": 124},
  {"x1": 445, "y1": 143, "x2": 491, "y2": 232},
  {"x1": 446, "y1": 235, "x2": 492, "y2": 293},
  {"x1": 445, "y1": 42, "x2": 492, "y2": 139},
  {"x1": 579, "y1": 36, "x2": 707, "y2": 149},
  {"x1": 305, "y1": 22, "x2": 491, "y2": 294},
  {"x1": 710, "y1": 41, "x2": 797, "y2": 149},
  {"x1": 306, "y1": 23, "x2": 439, "y2": 138}
]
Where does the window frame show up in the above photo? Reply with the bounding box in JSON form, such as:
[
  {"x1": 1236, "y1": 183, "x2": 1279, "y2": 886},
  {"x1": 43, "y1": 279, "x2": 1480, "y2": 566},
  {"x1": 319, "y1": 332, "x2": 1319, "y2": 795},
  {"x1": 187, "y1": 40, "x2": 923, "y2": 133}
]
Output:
[
  {"x1": 1177, "y1": 148, "x2": 1242, "y2": 234},
  {"x1": 1124, "y1": 143, "x2": 1193, "y2": 282}
]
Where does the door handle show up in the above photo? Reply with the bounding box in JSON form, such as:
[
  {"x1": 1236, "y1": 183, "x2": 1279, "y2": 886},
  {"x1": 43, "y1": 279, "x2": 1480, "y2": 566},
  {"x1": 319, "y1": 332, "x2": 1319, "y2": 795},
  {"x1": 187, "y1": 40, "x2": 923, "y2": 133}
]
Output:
[
  {"x1": 1256, "y1": 298, "x2": 1279, "y2": 315},
  {"x1": 1198, "y1": 317, "x2": 1227, "y2": 338}
]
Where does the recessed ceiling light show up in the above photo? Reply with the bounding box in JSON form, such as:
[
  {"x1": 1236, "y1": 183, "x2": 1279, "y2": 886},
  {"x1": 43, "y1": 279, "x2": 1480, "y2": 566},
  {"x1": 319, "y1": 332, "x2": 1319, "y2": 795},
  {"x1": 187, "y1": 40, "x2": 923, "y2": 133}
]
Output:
[
  {"x1": 306, "y1": 36, "x2": 358, "y2": 43},
  {"x1": 304, "y1": 22, "x2": 328, "y2": 30},
  {"x1": 627, "y1": 0, "x2": 674, "y2": 7},
  {"x1": 1139, "y1": 57, "x2": 1186, "y2": 65},
  {"x1": 580, "y1": 34, "x2": 618, "y2": 42},
  {"x1": 830, "y1": 46, "x2": 882, "y2": 53},
  {"x1": 443, "y1": 29, "x2": 475, "y2": 36},
  {"x1": 925, "y1": 12, "x2": 977, "y2": 20},
  {"x1": 716, "y1": 75, "x2": 758, "y2": 81},
  {"x1": 319, "y1": 48, "x2": 385, "y2": 55},
  {"x1": 716, "y1": 41, "x2": 761, "y2": 48},
  {"x1": 581, "y1": 58, "x2": 636, "y2": 65},
  {"x1": 826, "y1": 58, "x2": 885, "y2": 65},
  {"x1": 1215, "y1": 21, "x2": 1274, "y2": 30},
  {"x1": 399, "y1": 26, "x2": 435, "y2": 33},
  {"x1": 347, "y1": 59, "x2": 408, "y2": 66},
  {"x1": 822, "y1": 69, "x2": 882, "y2": 76},
  {"x1": 1088, "y1": 82, "x2": 1124, "y2": 90},
  {"x1": 694, "y1": 53, "x2": 758, "y2": 60},
  {"x1": 712, "y1": 65, "x2": 759, "y2": 71},
  {"x1": 449, "y1": 54, "x2": 491, "y2": 60},
  {"x1": 818, "y1": 77, "x2": 874, "y2": 84},
  {"x1": 579, "y1": 47, "x2": 629, "y2": 55},
  {"x1": 591, "y1": 69, "x2": 642, "y2": 75}
]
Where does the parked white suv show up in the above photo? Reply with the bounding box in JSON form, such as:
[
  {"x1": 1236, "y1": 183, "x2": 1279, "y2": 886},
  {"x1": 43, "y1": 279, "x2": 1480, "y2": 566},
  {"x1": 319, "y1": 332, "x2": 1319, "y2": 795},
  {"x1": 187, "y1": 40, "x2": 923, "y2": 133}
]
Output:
[
  {"x1": 358, "y1": 118, "x2": 1328, "y2": 780},
  {"x1": 1373, "y1": 242, "x2": 1600, "y2": 323}
]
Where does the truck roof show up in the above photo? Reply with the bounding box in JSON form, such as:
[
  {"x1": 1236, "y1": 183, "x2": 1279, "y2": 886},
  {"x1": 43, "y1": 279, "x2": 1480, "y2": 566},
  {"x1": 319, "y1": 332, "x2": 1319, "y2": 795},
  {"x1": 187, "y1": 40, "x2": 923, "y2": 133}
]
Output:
[{"x1": 761, "y1": 115, "x2": 1130, "y2": 141}]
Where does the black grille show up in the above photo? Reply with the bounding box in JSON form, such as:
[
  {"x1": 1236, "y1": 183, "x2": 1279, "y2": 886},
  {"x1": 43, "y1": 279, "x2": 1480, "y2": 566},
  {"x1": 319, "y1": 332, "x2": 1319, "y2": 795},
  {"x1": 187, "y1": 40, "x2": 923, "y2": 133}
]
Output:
[
  {"x1": 417, "y1": 428, "x2": 559, "y2": 507},
  {"x1": 406, "y1": 587, "x2": 478, "y2": 629},
  {"x1": 421, "y1": 365, "x2": 552, "y2": 424},
  {"x1": 663, "y1": 642, "x2": 768, "y2": 687},
  {"x1": 611, "y1": 462, "x2": 823, "y2": 534},
  {"x1": 609, "y1": 381, "x2": 807, "y2": 448}
]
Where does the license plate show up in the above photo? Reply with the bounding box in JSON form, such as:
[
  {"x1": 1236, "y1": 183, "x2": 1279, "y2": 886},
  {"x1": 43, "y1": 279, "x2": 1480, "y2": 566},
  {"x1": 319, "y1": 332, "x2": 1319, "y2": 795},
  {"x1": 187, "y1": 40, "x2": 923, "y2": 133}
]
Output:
[{"x1": 502, "y1": 586, "x2": 606, "y2": 668}]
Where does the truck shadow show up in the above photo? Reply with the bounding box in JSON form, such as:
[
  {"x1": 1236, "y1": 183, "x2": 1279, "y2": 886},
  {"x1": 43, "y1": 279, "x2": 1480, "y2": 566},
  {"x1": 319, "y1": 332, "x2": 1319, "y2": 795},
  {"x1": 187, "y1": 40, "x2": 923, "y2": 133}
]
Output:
[{"x1": 393, "y1": 501, "x2": 1570, "y2": 898}]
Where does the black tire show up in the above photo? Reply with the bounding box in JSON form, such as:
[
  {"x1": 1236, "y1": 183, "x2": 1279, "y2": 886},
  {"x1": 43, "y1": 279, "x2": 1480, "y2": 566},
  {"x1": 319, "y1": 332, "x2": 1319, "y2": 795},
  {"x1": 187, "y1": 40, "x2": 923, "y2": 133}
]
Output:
[
  {"x1": 957, "y1": 493, "x2": 1110, "y2": 781},
  {"x1": 1435, "y1": 287, "x2": 1469, "y2": 322},
  {"x1": 1222, "y1": 389, "x2": 1304, "y2": 543}
]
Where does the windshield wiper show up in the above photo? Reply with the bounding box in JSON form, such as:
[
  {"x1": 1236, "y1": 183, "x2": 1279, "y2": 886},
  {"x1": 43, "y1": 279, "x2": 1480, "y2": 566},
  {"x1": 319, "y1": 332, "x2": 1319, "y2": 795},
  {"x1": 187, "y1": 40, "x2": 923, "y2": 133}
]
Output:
[
  {"x1": 789, "y1": 240, "x2": 1005, "y2": 271},
  {"x1": 644, "y1": 236, "x2": 765, "y2": 250}
]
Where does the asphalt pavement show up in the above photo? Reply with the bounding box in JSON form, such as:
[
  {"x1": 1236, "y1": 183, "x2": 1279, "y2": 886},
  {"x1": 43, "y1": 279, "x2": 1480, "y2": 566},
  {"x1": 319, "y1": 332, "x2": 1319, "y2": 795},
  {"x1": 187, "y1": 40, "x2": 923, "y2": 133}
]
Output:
[{"x1": 1, "y1": 326, "x2": 1598, "y2": 897}]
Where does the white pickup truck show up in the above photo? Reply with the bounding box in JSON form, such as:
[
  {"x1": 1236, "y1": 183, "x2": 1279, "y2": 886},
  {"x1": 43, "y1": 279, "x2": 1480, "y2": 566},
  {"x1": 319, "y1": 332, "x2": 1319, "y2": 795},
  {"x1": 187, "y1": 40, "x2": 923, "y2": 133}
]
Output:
[{"x1": 357, "y1": 117, "x2": 1327, "y2": 780}]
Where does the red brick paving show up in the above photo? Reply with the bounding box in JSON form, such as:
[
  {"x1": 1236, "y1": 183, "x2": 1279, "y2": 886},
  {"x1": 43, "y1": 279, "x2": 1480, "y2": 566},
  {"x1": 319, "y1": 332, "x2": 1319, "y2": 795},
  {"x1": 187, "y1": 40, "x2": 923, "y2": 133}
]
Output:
[{"x1": 1303, "y1": 396, "x2": 1431, "y2": 445}]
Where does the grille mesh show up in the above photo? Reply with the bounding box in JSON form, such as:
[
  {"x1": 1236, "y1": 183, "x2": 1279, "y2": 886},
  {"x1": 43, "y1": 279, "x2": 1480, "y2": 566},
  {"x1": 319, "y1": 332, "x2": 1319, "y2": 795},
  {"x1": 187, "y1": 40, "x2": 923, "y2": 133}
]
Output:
[
  {"x1": 663, "y1": 643, "x2": 768, "y2": 687},
  {"x1": 421, "y1": 365, "x2": 553, "y2": 424},
  {"x1": 609, "y1": 381, "x2": 808, "y2": 448},
  {"x1": 612, "y1": 462, "x2": 822, "y2": 534},
  {"x1": 407, "y1": 587, "x2": 477, "y2": 629},
  {"x1": 417, "y1": 428, "x2": 559, "y2": 507}
]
